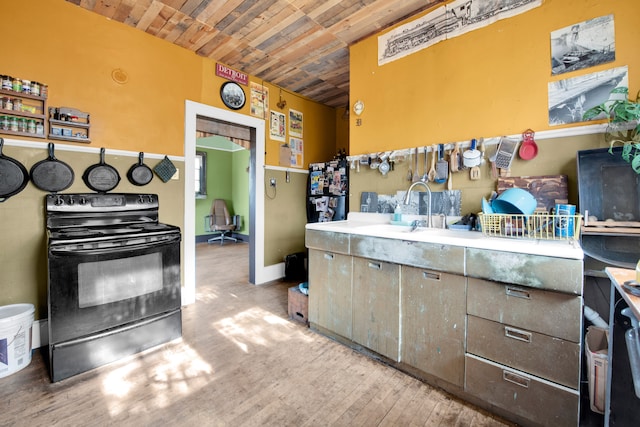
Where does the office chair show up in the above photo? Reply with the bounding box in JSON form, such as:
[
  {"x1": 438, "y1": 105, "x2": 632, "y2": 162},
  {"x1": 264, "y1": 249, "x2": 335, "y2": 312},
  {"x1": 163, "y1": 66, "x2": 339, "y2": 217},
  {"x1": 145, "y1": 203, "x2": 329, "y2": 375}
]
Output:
[{"x1": 205, "y1": 199, "x2": 238, "y2": 245}]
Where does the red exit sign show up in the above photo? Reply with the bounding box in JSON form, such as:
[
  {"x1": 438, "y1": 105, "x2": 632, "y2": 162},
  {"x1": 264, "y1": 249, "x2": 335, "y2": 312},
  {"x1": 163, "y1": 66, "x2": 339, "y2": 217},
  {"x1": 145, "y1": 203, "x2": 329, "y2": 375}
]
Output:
[{"x1": 216, "y1": 63, "x2": 248, "y2": 85}]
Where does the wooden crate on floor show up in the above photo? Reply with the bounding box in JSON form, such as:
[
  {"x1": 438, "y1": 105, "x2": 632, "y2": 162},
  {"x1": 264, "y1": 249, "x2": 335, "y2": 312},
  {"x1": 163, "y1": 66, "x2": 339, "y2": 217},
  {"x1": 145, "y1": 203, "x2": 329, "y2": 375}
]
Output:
[{"x1": 288, "y1": 286, "x2": 308, "y2": 325}]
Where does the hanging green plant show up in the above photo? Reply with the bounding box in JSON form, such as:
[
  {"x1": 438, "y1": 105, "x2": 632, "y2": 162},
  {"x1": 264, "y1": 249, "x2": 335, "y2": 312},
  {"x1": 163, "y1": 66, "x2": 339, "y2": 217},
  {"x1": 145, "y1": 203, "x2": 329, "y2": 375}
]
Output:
[{"x1": 583, "y1": 86, "x2": 640, "y2": 173}]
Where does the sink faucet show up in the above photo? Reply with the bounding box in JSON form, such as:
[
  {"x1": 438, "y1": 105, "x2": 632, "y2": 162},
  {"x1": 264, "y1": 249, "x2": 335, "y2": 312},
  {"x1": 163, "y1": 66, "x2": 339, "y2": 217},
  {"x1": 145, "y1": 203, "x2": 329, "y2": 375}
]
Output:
[{"x1": 403, "y1": 181, "x2": 432, "y2": 228}]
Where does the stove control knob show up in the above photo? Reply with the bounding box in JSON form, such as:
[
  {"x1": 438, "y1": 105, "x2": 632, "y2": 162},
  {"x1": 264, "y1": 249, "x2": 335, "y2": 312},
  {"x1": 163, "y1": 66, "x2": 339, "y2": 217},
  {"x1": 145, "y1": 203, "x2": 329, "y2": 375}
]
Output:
[
  {"x1": 68, "y1": 195, "x2": 75, "y2": 205},
  {"x1": 79, "y1": 196, "x2": 87, "y2": 205},
  {"x1": 55, "y1": 195, "x2": 64, "y2": 205},
  {"x1": 147, "y1": 195, "x2": 154, "y2": 203}
]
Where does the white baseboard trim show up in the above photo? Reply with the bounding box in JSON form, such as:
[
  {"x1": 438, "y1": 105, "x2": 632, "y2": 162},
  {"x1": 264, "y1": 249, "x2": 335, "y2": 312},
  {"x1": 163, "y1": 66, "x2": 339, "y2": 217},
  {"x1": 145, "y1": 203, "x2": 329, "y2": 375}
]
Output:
[{"x1": 257, "y1": 262, "x2": 285, "y2": 285}]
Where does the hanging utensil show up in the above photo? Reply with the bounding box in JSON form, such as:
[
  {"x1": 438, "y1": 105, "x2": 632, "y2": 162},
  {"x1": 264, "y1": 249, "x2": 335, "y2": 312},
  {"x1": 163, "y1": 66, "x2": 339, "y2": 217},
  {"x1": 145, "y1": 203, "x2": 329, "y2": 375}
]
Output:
[
  {"x1": 447, "y1": 151, "x2": 453, "y2": 191},
  {"x1": 435, "y1": 144, "x2": 448, "y2": 184},
  {"x1": 519, "y1": 129, "x2": 538, "y2": 160},
  {"x1": 450, "y1": 144, "x2": 459, "y2": 173},
  {"x1": 83, "y1": 147, "x2": 121, "y2": 192},
  {"x1": 421, "y1": 146, "x2": 428, "y2": 181},
  {"x1": 30, "y1": 142, "x2": 75, "y2": 193},
  {"x1": 0, "y1": 138, "x2": 29, "y2": 202},
  {"x1": 427, "y1": 145, "x2": 436, "y2": 182},
  {"x1": 412, "y1": 147, "x2": 420, "y2": 182}
]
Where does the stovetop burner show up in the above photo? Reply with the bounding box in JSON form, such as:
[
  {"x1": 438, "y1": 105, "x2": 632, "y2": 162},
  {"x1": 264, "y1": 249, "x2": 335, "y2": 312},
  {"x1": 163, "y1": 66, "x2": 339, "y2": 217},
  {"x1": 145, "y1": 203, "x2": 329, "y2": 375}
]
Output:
[{"x1": 46, "y1": 193, "x2": 180, "y2": 244}]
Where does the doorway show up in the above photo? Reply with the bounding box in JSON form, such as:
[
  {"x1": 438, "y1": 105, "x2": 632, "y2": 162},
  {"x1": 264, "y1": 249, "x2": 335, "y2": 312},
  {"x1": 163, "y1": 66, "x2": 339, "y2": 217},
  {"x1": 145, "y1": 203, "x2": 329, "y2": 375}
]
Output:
[{"x1": 183, "y1": 101, "x2": 266, "y2": 305}]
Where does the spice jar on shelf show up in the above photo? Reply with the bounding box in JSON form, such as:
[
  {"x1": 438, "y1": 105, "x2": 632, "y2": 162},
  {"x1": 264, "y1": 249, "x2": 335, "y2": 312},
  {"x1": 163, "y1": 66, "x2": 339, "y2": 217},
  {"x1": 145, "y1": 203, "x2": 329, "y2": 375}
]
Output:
[
  {"x1": 11, "y1": 77, "x2": 22, "y2": 92},
  {"x1": 9, "y1": 116, "x2": 18, "y2": 131},
  {"x1": 12, "y1": 98, "x2": 22, "y2": 112},
  {"x1": 0, "y1": 116, "x2": 8, "y2": 130}
]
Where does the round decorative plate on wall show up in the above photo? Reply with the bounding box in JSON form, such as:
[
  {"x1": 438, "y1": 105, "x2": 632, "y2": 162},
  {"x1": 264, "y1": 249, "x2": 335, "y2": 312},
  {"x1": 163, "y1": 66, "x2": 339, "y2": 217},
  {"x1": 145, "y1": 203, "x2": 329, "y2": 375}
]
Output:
[{"x1": 220, "y1": 81, "x2": 246, "y2": 110}]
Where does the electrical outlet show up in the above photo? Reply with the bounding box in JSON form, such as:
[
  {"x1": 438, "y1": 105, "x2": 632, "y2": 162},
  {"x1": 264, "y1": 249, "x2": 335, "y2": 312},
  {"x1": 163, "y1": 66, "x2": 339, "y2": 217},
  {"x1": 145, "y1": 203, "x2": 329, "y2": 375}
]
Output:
[{"x1": 269, "y1": 178, "x2": 276, "y2": 187}]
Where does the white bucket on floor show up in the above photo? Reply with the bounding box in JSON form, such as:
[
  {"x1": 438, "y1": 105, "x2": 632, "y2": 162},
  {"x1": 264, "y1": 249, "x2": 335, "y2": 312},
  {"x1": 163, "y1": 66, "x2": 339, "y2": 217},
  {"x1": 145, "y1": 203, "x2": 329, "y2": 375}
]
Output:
[{"x1": 0, "y1": 304, "x2": 35, "y2": 378}]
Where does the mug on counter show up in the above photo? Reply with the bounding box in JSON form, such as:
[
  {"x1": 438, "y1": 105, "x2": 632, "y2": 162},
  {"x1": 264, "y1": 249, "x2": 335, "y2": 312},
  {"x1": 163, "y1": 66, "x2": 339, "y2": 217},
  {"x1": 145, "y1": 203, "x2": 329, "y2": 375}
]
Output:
[{"x1": 555, "y1": 203, "x2": 576, "y2": 237}]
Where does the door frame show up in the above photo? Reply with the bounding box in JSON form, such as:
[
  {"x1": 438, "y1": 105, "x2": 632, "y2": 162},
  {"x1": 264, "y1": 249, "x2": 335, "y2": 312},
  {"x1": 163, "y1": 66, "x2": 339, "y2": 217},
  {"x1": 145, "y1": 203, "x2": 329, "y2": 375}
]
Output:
[{"x1": 183, "y1": 101, "x2": 266, "y2": 305}]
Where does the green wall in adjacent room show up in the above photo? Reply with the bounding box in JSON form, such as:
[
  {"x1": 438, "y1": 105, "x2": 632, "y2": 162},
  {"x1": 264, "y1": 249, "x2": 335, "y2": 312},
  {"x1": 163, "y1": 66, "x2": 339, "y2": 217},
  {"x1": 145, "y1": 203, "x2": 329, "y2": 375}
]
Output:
[{"x1": 195, "y1": 141, "x2": 250, "y2": 237}]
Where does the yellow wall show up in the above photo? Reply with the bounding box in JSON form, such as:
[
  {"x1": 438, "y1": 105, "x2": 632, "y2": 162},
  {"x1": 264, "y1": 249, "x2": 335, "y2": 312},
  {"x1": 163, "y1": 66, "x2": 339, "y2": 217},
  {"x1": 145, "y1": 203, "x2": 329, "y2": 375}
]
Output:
[
  {"x1": 1, "y1": 0, "x2": 338, "y2": 318},
  {"x1": 348, "y1": 0, "x2": 638, "y2": 215},
  {"x1": 350, "y1": 0, "x2": 639, "y2": 154}
]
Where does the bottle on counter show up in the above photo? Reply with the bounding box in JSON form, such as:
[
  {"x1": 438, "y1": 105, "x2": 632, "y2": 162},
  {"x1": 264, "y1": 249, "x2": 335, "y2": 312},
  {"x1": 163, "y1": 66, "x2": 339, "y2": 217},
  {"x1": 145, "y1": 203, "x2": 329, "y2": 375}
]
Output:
[{"x1": 393, "y1": 204, "x2": 402, "y2": 222}]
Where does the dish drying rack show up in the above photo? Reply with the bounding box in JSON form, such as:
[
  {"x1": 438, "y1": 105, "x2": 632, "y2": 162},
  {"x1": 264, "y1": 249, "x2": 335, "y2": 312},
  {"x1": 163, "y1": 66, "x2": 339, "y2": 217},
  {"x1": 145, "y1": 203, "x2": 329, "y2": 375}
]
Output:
[{"x1": 479, "y1": 212, "x2": 583, "y2": 240}]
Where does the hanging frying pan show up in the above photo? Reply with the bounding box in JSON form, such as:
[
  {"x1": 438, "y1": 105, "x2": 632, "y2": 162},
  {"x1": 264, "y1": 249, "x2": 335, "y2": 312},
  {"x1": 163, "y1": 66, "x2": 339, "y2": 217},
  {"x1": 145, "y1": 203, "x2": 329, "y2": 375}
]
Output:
[
  {"x1": 83, "y1": 147, "x2": 120, "y2": 192},
  {"x1": 30, "y1": 142, "x2": 75, "y2": 193},
  {"x1": 0, "y1": 138, "x2": 29, "y2": 202},
  {"x1": 127, "y1": 152, "x2": 153, "y2": 186}
]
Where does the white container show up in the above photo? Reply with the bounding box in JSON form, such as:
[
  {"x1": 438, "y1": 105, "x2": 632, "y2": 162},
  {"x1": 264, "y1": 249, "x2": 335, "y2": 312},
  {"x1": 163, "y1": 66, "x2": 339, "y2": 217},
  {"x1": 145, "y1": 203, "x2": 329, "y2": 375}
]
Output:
[{"x1": 0, "y1": 303, "x2": 35, "y2": 378}]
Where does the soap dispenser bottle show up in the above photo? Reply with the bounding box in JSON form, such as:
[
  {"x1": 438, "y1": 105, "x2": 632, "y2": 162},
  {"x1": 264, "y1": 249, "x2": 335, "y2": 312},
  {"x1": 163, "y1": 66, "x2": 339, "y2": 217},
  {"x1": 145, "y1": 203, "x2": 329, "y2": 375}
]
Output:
[{"x1": 393, "y1": 204, "x2": 402, "y2": 222}]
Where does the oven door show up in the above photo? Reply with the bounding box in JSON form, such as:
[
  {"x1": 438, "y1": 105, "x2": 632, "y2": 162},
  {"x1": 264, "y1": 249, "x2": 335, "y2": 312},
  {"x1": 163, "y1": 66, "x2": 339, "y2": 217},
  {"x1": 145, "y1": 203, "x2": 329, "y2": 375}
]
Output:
[{"x1": 48, "y1": 232, "x2": 181, "y2": 345}]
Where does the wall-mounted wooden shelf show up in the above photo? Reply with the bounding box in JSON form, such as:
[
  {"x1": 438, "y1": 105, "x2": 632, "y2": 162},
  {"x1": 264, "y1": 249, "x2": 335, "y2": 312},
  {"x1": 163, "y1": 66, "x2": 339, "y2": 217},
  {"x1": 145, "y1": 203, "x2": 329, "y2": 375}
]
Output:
[{"x1": 0, "y1": 88, "x2": 47, "y2": 138}]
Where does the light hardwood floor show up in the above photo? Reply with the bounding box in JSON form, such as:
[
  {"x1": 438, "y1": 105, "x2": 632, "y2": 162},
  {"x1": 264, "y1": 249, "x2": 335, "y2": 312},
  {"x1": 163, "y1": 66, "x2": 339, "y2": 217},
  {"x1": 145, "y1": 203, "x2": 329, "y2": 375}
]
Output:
[{"x1": 0, "y1": 242, "x2": 513, "y2": 426}]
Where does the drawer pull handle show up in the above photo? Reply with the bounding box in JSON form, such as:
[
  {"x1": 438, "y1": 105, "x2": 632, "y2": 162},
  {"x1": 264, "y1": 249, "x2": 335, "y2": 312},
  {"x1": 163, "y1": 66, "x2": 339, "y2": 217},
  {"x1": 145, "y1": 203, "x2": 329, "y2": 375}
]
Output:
[
  {"x1": 504, "y1": 326, "x2": 532, "y2": 343},
  {"x1": 506, "y1": 286, "x2": 530, "y2": 299},
  {"x1": 422, "y1": 271, "x2": 441, "y2": 281},
  {"x1": 323, "y1": 253, "x2": 334, "y2": 260},
  {"x1": 503, "y1": 370, "x2": 530, "y2": 388},
  {"x1": 368, "y1": 262, "x2": 382, "y2": 270}
]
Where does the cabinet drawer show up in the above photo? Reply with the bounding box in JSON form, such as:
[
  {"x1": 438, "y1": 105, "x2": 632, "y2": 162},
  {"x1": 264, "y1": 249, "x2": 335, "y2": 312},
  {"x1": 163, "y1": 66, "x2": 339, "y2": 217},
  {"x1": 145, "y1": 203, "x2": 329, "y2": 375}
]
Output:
[
  {"x1": 467, "y1": 277, "x2": 582, "y2": 342},
  {"x1": 351, "y1": 235, "x2": 464, "y2": 274},
  {"x1": 467, "y1": 315, "x2": 580, "y2": 389},
  {"x1": 465, "y1": 354, "x2": 579, "y2": 427},
  {"x1": 466, "y1": 247, "x2": 583, "y2": 295},
  {"x1": 306, "y1": 229, "x2": 349, "y2": 254}
]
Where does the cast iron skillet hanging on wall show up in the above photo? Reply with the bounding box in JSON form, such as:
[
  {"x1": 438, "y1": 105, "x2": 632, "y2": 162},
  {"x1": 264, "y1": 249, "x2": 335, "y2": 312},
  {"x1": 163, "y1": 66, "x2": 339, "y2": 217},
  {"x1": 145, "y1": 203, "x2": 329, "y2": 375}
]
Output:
[
  {"x1": 30, "y1": 142, "x2": 75, "y2": 193},
  {"x1": 127, "y1": 152, "x2": 153, "y2": 186},
  {"x1": 0, "y1": 138, "x2": 30, "y2": 202},
  {"x1": 83, "y1": 147, "x2": 121, "y2": 192}
]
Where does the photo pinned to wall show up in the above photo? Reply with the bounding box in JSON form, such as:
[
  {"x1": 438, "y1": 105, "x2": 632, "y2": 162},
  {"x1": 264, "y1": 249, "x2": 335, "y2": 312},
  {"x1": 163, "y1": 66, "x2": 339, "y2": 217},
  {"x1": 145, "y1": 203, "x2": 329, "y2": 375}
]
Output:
[
  {"x1": 378, "y1": 0, "x2": 541, "y2": 66},
  {"x1": 250, "y1": 82, "x2": 269, "y2": 118},
  {"x1": 314, "y1": 196, "x2": 338, "y2": 222},
  {"x1": 269, "y1": 110, "x2": 286, "y2": 142},
  {"x1": 551, "y1": 15, "x2": 615, "y2": 76},
  {"x1": 309, "y1": 170, "x2": 324, "y2": 195},
  {"x1": 548, "y1": 65, "x2": 628, "y2": 126},
  {"x1": 289, "y1": 109, "x2": 303, "y2": 138},
  {"x1": 289, "y1": 137, "x2": 304, "y2": 168},
  {"x1": 360, "y1": 192, "x2": 378, "y2": 213}
]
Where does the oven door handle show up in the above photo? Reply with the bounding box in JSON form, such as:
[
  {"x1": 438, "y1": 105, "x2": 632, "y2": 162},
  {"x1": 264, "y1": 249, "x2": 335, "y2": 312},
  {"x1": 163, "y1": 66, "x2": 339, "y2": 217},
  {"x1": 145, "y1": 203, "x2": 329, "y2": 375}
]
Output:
[{"x1": 49, "y1": 234, "x2": 180, "y2": 255}]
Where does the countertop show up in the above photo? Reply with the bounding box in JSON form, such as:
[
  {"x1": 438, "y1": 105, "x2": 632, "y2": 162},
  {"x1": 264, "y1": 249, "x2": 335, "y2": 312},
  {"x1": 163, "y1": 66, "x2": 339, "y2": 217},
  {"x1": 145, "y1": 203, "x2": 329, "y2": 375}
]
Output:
[
  {"x1": 306, "y1": 212, "x2": 584, "y2": 260},
  {"x1": 606, "y1": 267, "x2": 640, "y2": 320}
]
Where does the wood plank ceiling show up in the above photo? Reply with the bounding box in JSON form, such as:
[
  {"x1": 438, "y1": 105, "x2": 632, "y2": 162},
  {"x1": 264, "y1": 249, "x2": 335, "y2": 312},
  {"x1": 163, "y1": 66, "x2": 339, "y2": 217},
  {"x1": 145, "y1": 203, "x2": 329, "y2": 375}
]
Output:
[{"x1": 67, "y1": 0, "x2": 444, "y2": 108}]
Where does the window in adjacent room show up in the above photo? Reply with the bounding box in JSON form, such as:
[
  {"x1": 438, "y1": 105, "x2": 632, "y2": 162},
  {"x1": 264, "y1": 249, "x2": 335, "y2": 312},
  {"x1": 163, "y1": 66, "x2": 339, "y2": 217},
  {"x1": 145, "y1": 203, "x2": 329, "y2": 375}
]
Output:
[{"x1": 195, "y1": 151, "x2": 207, "y2": 198}]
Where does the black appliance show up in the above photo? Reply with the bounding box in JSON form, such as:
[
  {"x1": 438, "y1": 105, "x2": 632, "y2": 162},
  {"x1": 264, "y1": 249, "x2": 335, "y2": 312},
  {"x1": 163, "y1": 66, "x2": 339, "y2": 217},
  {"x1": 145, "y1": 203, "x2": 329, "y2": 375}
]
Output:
[
  {"x1": 306, "y1": 157, "x2": 348, "y2": 223},
  {"x1": 577, "y1": 147, "x2": 640, "y2": 268},
  {"x1": 46, "y1": 193, "x2": 182, "y2": 382}
]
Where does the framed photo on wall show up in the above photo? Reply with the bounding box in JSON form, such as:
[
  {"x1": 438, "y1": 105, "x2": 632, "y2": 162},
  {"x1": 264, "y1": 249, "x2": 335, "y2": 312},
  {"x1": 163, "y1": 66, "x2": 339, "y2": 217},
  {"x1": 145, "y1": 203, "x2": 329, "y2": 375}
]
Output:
[
  {"x1": 289, "y1": 109, "x2": 303, "y2": 138},
  {"x1": 270, "y1": 110, "x2": 286, "y2": 141}
]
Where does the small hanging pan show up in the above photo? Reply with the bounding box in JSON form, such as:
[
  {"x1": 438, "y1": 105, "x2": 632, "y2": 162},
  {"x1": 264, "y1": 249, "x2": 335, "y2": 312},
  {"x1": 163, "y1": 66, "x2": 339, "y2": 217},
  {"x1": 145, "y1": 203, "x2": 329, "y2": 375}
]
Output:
[
  {"x1": 30, "y1": 142, "x2": 75, "y2": 193},
  {"x1": 127, "y1": 152, "x2": 153, "y2": 186},
  {"x1": 83, "y1": 147, "x2": 120, "y2": 192},
  {"x1": 0, "y1": 138, "x2": 29, "y2": 202}
]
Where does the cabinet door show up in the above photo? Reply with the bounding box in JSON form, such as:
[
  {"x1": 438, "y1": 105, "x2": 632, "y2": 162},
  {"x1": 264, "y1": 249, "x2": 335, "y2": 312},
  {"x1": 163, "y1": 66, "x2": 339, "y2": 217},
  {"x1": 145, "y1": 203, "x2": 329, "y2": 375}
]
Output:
[
  {"x1": 352, "y1": 257, "x2": 400, "y2": 361},
  {"x1": 308, "y1": 249, "x2": 353, "y2": 339},
  {"x1": 401, "y1": 266, "x2": 466, "y2": 386}
]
